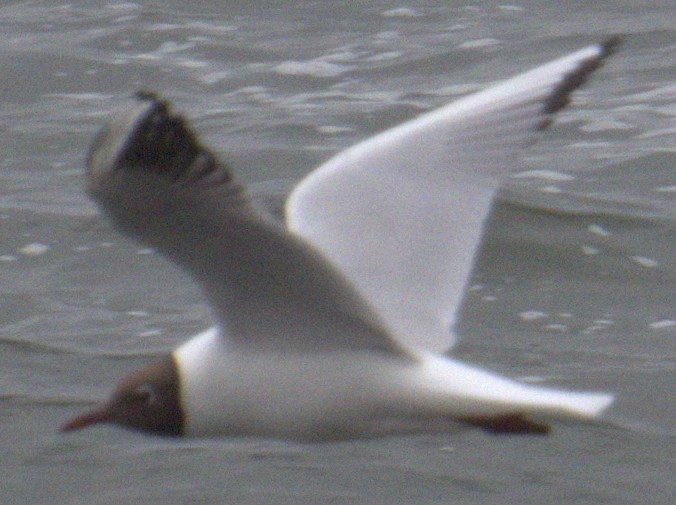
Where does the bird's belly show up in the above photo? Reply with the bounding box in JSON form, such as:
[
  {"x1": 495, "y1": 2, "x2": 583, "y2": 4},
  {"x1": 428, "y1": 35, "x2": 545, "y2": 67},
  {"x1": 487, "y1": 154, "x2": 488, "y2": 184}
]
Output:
[
  {"x1": 181, "y1": 350, "x2": 421, "y2": 440},
  {"x1": 176, "y1": 334, "x2": 579, "y2": 441}
]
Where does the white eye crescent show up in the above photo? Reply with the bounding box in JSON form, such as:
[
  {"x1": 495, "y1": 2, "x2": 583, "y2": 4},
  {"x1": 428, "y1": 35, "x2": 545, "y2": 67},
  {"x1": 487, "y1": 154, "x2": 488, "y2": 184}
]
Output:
[{"x1": 135, "y1": 383, "x2": 157, "y2": 405}]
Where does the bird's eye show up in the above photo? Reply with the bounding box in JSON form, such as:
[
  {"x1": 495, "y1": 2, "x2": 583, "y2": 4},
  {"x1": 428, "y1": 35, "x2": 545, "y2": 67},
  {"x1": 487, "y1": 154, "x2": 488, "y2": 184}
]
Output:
[{"x1": 132, "y1": 383, "x2": 156, "y2": 405}]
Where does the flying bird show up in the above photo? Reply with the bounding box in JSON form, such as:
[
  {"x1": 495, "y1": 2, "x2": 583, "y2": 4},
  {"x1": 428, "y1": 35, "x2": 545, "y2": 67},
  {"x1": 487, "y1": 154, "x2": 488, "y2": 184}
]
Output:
[{"x1": 62, "y1": 37, "x2": 620, "y2": 441}]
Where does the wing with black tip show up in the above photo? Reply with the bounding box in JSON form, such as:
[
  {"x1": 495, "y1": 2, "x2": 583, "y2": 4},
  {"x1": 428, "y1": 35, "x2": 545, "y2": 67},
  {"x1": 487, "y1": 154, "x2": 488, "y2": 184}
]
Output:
[
  {"x1": 287, "y1": 38, "x2": 620, "y2": 353},
  {"x1": 86, "y1": 94, "x2": 411, "y2": 357}
]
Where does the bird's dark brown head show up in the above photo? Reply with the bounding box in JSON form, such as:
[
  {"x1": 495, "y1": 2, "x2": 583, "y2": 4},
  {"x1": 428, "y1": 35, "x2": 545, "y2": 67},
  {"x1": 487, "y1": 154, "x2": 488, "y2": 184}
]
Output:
[{"x1": 61, "y1": 354, "x2": 184, "y2": 437}]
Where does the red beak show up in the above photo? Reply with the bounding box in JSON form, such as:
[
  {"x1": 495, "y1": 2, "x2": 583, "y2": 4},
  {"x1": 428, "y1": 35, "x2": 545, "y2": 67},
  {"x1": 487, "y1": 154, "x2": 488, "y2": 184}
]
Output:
[{"x1": 60, "y1": 406, "x2": 112, "y2": 432}]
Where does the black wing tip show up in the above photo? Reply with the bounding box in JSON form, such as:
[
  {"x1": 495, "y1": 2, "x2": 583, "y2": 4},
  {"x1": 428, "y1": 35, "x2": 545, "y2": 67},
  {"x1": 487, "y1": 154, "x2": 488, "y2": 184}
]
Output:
[
  {"x1": 88, "y1": 91, "x2": 232, "y2": 187},
  {"x1": 600, "y1": 34, "x2": 623, "y2": 58},
  {"x1": 135, "y1": 89, "x2": 162, "y2": 102},
  {"x1": 537, "y1": 35, "x2": 622, "y2": 130},
  {"x1": 133, "y1": 89, "x2": 174, "y2": 113},
  {"x1": 121, "y1": 92, "x2": 227, "y2": 184},
  {"x1": 461, "y1": 413, "x2": 551, "y2": 435}
]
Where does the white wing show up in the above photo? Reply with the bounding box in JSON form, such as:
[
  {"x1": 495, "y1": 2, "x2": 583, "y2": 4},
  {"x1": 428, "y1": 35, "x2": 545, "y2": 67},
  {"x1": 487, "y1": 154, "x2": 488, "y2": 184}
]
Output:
[{"x1": 286, "y1": 37, "x2": 620, "y2": 353}]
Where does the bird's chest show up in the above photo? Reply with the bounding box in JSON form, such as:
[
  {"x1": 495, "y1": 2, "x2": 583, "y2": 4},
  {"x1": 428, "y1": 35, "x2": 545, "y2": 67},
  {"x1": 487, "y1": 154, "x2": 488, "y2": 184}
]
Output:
[{"x1": 179, "y1": 348, "x2": 405, "y2": 440}]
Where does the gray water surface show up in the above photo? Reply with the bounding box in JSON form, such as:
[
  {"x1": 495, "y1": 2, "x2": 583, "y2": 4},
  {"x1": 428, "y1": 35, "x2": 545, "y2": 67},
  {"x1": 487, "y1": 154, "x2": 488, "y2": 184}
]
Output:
[{"x1": 1, "y1": 2, "x2": 674, "y2": 504}]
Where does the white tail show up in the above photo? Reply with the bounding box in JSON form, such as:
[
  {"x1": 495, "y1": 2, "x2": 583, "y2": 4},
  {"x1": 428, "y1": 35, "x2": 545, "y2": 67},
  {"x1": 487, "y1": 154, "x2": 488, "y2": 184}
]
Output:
[{"x1": 520, "y1": 386, "x2": 614, "y2": 420}]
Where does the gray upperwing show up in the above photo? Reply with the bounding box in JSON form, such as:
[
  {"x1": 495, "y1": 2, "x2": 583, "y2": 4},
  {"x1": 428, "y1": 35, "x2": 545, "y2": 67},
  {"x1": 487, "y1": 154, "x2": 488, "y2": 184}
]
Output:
[{"x1": 86, "y1": 93, "x2": 411, "y2": 357}]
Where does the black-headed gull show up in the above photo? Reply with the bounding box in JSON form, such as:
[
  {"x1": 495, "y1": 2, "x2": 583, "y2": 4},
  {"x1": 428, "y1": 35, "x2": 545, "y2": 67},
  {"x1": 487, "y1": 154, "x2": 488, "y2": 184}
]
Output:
[{"x1": 62, "y1": 37, "x2": 620, "y2": 440}]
